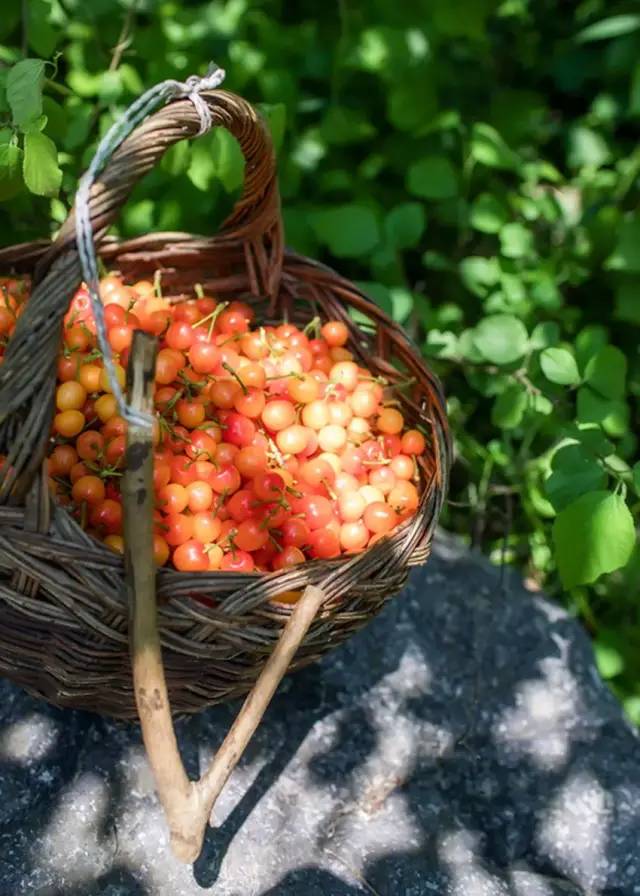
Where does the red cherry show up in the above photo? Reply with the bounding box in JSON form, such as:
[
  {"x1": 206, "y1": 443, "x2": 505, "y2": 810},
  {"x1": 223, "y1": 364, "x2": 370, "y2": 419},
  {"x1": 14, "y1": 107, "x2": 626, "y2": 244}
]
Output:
[
  {"x1": 224, "y1": 412, "x2": 256, "y2": 447},
  {"x1": 220, "y1": 550, "x2": 255, "y2": 571},
  {"x1": 303, "y1": 495, "x2": 333, "y2": 530},
  {"x1": 166, "y1": 320, "x2": 195, "y2": 350},
  {"x1": 210, "y1": 464, "x2": 241, "y2": 495},
  {"x1": 307, "y1": 529, "x2": 340, "y2": 559},
  {"x1": 253, "y1": 472, "x2": 285, "y2": 502},
  {"x1": 281, "y1": 518, "x2": 310, "y2": 548},
  {"x1": 173, "y1": 539, "x2": 209, "y2": 571}
]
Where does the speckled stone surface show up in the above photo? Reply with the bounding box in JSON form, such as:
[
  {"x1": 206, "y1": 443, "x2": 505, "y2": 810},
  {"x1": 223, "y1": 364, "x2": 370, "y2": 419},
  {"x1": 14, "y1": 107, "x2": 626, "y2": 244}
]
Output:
[{"x1": 1, "y1": 533, "x2": 639, "y2": 896}]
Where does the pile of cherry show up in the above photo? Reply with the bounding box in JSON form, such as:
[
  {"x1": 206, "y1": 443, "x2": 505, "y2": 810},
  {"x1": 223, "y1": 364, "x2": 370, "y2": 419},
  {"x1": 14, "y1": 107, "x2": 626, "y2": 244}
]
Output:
[{"x1": 1, "y1": 275, "x2": 425, "y2": 575}]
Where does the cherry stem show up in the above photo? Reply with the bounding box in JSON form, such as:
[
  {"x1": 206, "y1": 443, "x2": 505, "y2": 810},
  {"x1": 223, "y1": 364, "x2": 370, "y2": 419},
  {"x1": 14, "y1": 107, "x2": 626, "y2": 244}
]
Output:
[
  {"x1": 221, "y1": 361, "x2": 248, "y2": 395},
  {"x1": 193, "y1": 301, "x2": 229, "y2": 335},
  {"x1": 153, "y1": 269, "x2": 163, "y2": 298},
  {"x1": 303, "y1": 316, "x2": 321, "y2": 337}
]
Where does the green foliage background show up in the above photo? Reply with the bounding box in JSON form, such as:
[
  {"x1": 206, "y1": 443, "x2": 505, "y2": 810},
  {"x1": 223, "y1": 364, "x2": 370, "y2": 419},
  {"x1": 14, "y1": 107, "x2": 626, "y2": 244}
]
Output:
[{"x1": 0, "y1": 2, "x2": 639, "y2": 715}]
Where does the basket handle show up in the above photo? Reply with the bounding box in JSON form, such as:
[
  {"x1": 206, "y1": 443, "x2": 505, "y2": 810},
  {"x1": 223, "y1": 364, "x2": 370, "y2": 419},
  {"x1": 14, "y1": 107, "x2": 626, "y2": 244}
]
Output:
[
  {"x1": 0, "y1": 73, "x2": 283, "y2": 497},
  {"x1": 124, "y1": 331, "x2": 324, "y2": 863},
  {"x1": 46, "y1": 82, "x2": 283, "y2": 292}
]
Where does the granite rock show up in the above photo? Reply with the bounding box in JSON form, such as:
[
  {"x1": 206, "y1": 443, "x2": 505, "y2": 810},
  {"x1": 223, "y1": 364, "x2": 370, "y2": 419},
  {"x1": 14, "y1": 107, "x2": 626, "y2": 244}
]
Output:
[{"x1": 1, "y1": 533, "x2": 639, "y2": 896}]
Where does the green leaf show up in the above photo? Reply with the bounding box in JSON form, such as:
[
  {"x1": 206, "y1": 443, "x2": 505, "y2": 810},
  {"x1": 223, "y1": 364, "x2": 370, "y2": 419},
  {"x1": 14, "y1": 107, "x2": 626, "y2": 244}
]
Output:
[
  {"x1": 423, "y1": 250, "x2": 453, "y2": 271},
  {"x1": 630, "y1": 62, "x2": 640, "y2": 116},
  {"x1": 21, "y1": 114, "x2": 47, "y2": 135},
  {"x1": 6, "y1": 59, "x2": 45, "y2": 129},
  {"x1": 160, "y1": 141, "x2": 191, "y2": 177},
  {"x1": 584, "y1": 346, "x2": 627, "y2": 399},
  {"x1": 66, "y1": 69, "x2": 102, "y2": 98},
  {"x1": 577, "y1": 387, "x2": 629, "y2": 437},
  {"x1": 312, "y1": 204, "x2": 380, "y2": 257},
  {"x1": 431, "y1": 0, "x2": 494, "y2": 39},
  {"x1": 470, "y1": 123, "x2": 520, "y2": 170},
  {"x1": 260, "y1": 103, "x2": 287, "y2": 151},
  {"x1": 458, "y1": 328, "x2": 485, "y2": 363},
  {"x1": 41, "y1": 97, "x2": 66, "y2": 142},
  {"x1": 594, "y1": 636, "x2": 624, "y2": 680},
  {"x1": 0, "y1": 1, "x2": 20, "y2": 41},
  {"x1": 356, "y1": 282, "x2": 392, "y2": 316},
  {"x1": 492, "y1": 383, "x2": 527, "y2": 429},
  {"x1": 568, "y1": 126, "x2": 610, "y2": 170},
  {"x1": 459, "y1": 256, "x2": 500, "y2": 296},
  {"x1": 406, "y1": 155, "x2": 457, "y2": 199},
  {"x1": 388, "y1": 77, "x2": 437, "y2": 132},
  {"x1": 384, "y1": 202, "x2": 426, "y2": 248},
  {"x1": 469, "y1": 193, "x2": 508, "y2": 233},
  {"x1": 624, "y1": 697, "x2": 640, "y2": 726},
  {"x1": 473, "y1": 314, "x2": 528, "y2": 364},
  {"x1": 354, "y1": 27, "x2": 390, "y2": 72},
  {"x1": 530, "y1": 322, "x2": 560, "y2": 350},
  {"x1": 22, "y1": 131, "x2": 62, "y2": 197},
  {"x1": 320, "y1": 106, "x2": 374, "y2": 146},
  {"x1": 530, "y1": 393, "x2": 553, "y2": 415},
  {"x1": 119, "y1": 64, "x2": 144, "y2": 96},
  {"x1": 565, "y1": 423, "x2": 613, "y2": 457},
  {"x1": 27, "y1": 0, "x2": 58, "y2": 57},
  {"x1": 540, "y1": 348, "x2": 580, "y2": 386},
  {"x1": 98, "y1": 71, "x2": 122, "y2": 104},
  {"x1": 187, "y1": 141, "x2": 215, "y2": 191},
  {"x1": 212, "y1": 129, "x2": 244, "y2": 192},
  {"x1": 576, "y1": 325, "x2": 608, "y2": 371},
  {"x1": 606, "y1": 215, "x2": 640, "y2": 273},
  {"x1": 553, "y1": 491, "x2": 635, "y2": 588},
  {"x1": 614, "y1": 281, "x2": 640, "y2": 325},
  {"x1": 423, "y1": 329, "x2": 459, "y2": 359},
  {"x1": 0, "y1": 143, "x2": 23, "y2": 200},
  {"x1": 632, "y1": 462, "x2": 640, "y2": 497},
  {"x1": 122, "y1": 198, "x2": 154, "y2": 234},
  {"x1": 575, "y1": 14, "x2": 640, "y2": 43},
  {"x1": 390, "y1": 287, "x2": 414, "y2": 323},
  {"x1": 499, "y1": 222, "x2": 533, "y2": 258},
  {"x1": 545, "y1": 445, "x2": 607, "y2": 511}
]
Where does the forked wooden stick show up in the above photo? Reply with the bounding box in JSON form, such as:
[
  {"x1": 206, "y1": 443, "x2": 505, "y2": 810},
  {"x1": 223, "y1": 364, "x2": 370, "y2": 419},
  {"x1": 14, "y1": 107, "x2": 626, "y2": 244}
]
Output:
[{"x1": 123, "y1": 331, "x2": 325, "y2": 863}]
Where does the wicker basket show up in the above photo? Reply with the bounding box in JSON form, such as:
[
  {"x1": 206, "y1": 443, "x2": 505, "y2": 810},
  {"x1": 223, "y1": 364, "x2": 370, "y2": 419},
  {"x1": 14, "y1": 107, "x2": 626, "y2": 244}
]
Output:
[{"x1": 0, "y1": 88, "x2": 450, "y2": 725}]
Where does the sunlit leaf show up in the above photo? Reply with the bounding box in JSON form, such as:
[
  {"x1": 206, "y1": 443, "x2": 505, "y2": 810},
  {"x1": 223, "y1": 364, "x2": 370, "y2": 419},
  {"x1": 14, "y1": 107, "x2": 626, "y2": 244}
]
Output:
[
  {"x1": 575, "y1": 14, "x2": 640, "y2": 43},
  {"x1": 473, "y1": 314, "x2": 528, "y2": 364},
  {"x1": 540, "y1": 348, "x2": 580, "y2": 385},
  {"x1": 407, "y1": 155, "x2": 457, "y2": 199},
  {"x1": 0, "y1": 143, "x2": 23, "y2": 200},
  {"x1": 7, "y1": 59, "x2": 45, "y2": 129},
  {"x1": 23, "y1": 131, "x2": 61, "y2": 197},
  {"x1": 312, "y1": 204, "x2": 380, "y2": 257},
  {"x1": 553, "y1": 491, "x2": 635, "y2": 588}
]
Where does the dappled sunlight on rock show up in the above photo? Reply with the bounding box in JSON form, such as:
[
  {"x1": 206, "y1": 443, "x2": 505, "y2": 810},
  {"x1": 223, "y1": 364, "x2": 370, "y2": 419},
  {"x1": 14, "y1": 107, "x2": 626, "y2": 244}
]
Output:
[
  {"x1": 493, "y1": 650, "x2": 582, "y2": 771},
  {"x1": 35, "y1": 772, "x2": 112, "y2": 887},
  {"x1": 536, "y1": 771, "x2": 610, "y2": 893},
  {"x1": 0, "y1": 714, "x2": 58, "y2": 765},
  {"x1": 439, "y1": 829, "x2": 510, "y2": 896}
]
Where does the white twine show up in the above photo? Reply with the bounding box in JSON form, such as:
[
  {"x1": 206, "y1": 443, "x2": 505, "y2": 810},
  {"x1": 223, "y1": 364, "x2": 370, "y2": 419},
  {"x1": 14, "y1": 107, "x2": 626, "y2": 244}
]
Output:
[{"x1": 74, "y1": 64, "x2": 226, "y2": 427}]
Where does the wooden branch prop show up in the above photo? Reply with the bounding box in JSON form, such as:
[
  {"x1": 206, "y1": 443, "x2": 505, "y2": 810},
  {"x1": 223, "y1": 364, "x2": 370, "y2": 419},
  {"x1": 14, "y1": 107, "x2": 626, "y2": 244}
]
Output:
[{"x1": 124, "y1": 331, "x2": 326, "y2": 864}]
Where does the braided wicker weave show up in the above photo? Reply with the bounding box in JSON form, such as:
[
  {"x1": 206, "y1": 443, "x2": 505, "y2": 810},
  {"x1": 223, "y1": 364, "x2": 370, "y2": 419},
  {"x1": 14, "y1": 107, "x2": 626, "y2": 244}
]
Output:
[{"x1": 0, "y1": 89, "x2": 450, "y2": 720}]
